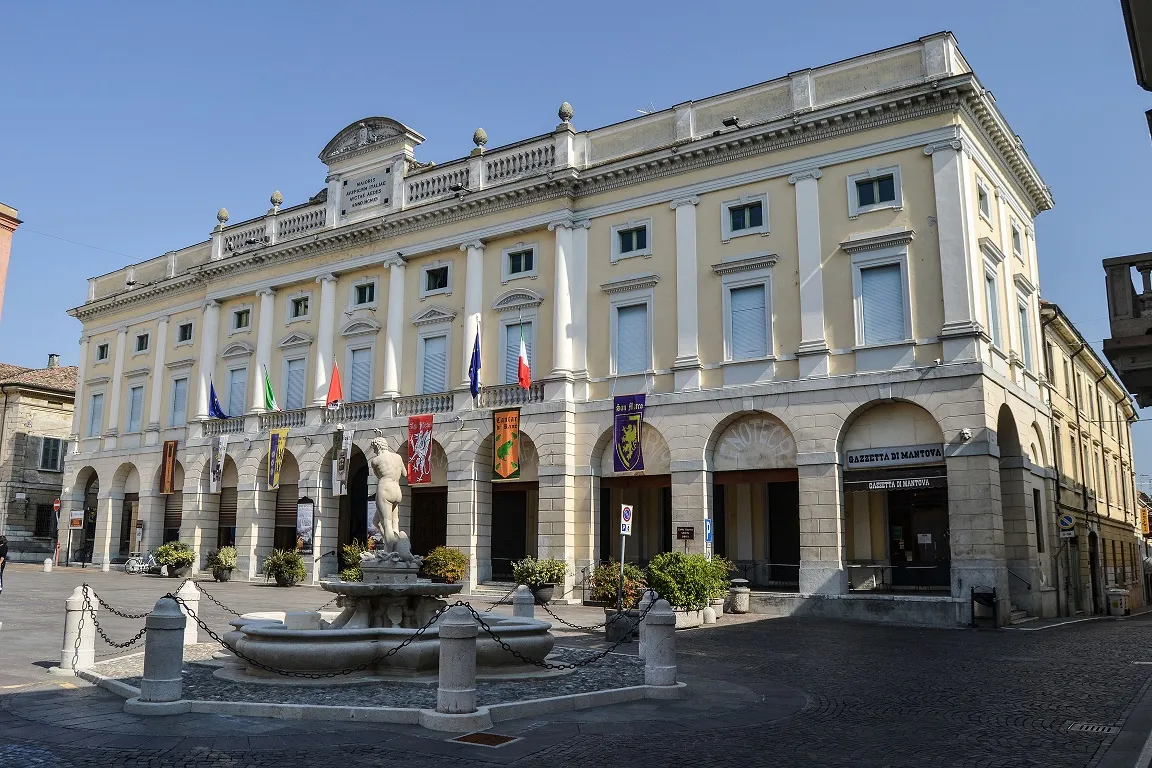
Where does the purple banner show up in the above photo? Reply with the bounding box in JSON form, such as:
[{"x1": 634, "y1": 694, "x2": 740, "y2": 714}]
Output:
[{"x1": 613, "y1": 394, "x2": 646, "y2": 473}]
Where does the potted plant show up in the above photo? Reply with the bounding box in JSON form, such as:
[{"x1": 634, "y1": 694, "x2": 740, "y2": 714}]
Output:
[
  {"x1": 423, "y1": 546, "x2": 469, "y2": 584},
  {"x1": 590, "y1": 560, "x2": 647, "y2": 641},
  {"x1": 339, "y1": 539, "x2": 365, "y2": 582},
  {"x1": 206, "y1": 546, "x2": 237, "y2": 582},
  {"x1": 155, "y1": 541, "x2": 195, "y2": 578},
  {"x1": 512, "y1": 556, "x2": 570, "y2": 604},
  {"x1": 646, "y1": 552, "x2": 716, "y2": 628},
  {"x1": 706, "y1": 556, "x2": 734, "y2": 622},
  {"x1": 263, "y1": 548, "x2": 307, "y2": 587}
]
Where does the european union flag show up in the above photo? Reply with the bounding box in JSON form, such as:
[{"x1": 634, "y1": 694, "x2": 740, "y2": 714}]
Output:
[
  {"x1": 468, "y1": 326, "x2": 481, "y2": 399},
  {"x1": 208, "y1": 380, "x2": 228, "y2": 419}
]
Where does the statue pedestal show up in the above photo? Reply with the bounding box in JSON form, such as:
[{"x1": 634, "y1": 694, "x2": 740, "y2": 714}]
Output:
[{"x1": 362, "y1": 561, "x2": 421, "y2": 585}]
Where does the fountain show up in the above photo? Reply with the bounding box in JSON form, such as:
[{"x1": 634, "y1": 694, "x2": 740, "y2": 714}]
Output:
[{"x1": 228, "y1": 437, "x2": 555, "y2": 680}]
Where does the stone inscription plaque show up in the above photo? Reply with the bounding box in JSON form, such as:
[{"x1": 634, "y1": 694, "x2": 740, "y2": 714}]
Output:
[{"x1": 342, "y1": 169, "x2": 389, "y2": 217}]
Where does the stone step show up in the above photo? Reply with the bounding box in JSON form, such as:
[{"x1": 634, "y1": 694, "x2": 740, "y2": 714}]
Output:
[{"x1": 1009, "y1": 608, "x2": 1031, "y2": 623}]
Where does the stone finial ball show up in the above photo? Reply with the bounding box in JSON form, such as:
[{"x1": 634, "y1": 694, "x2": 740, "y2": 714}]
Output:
[
  {"x1": 270, "y1": 190, "x2": 283, "y2": 207},
  {"x1": 558, "y1": 102, "x2": 574, "y2": 122},
  {"x1": 472, "y1": 127, "x2": 488, "y2": 147},
  {"x1": 217, "y1": 208, "x2": 229, "y2": 224}
]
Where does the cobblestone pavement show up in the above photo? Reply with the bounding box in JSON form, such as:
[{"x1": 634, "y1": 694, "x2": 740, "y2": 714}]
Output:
[{"x1": 3, "y1": 564, "x2": 1152, "y2": 767}]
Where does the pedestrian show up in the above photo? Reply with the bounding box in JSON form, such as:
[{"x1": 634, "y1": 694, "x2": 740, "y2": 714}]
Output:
[{"x1": 0, "y1": 535, "x2": 7, "y2": 595}]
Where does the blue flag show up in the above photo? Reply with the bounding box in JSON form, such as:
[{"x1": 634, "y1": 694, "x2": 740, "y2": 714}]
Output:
[
  {"x1": 208, "y1": 380, "x2": 228, "y2": 419},
  {"x1": 468, "y1": 325, "x2": 481, "y2": 399}
]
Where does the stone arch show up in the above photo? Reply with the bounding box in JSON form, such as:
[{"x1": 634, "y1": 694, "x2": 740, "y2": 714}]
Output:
[
  {"x1": 707, "y1": 412, "x2": 797, "y2": 472},
  {"x1": 996, "y1": 404, "x2": 1022, "y2": 458},
  {"x1": 591, "y1": 422, "x2": 672, "y2": 477},
  {"x1": 399, "y1": 438, "x2": 450, "y2": 487},
  {"x1": 221, "y1": 455, "x2": 239, "y2": 488},
  {"x1": 1029, "y1": 423, "x2": 1047, "y2": 467},
  {"x1": 154, "y1": 461, "x2": 185, "y2": 543},
  {"x1": 475, "y1": 430, "x2": 540, "y2": 484},
  {"x1": 111, "y1": 462, "x2": 141, "y2": 495},
  {"x1": 839, "y1": 399, "x2": 945, "y2": 451}
]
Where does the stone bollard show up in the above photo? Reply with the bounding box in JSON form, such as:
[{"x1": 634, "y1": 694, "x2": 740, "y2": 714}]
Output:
[
  {"x1": 43, "y1": 558, "x2": 53, "y2": 573},
  {"x1": 139, "y1": 597, "x2": 186, "y2": 703},
  {"x1": 53, "y1": 585, "x2": 97, "y2": 674},
  {"x1": 643, "y1": 599, "x2": 677, "y2": 687},
  {"x1": 637, "y1": 589, "x2": 657, "y2": 660},
  {"x1": 729, "y1": 580, "x2": 751, "y2": 614},
  {"x1": 101, "y1": 560, "x2": 110, "y2": 573},
  {"x1": 436, "y1": 606, "x2": 478, "y2": 714},
  {"x1": 512, "y1": 585, "x2": 535, "y2": 618},
  {"x1": 175, "y1": 581, "x2": 201, "y2": 646}
]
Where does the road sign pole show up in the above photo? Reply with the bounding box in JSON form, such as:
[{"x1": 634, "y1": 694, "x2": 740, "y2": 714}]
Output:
[{"x1": 618, "y1": 532, "x2": 626, "y2": 611}]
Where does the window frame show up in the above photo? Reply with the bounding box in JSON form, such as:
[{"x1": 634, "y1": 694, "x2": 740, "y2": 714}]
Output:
[
  {"x1": 609, "y1": 287, "x2": 654, "y2": 376},
  {"x1": 419, "y1": 261, "x2": 453, "y2": 300},
  {"x1": 95, "y1": 342, "x2": 110, "y2": 363},
  {"x1": 721, "y1": 193, "x2": 770, "y2": 242},
  {"x1": 1010, "y1": 220, "x2": 1024, "y2": 260},
  {"x1": 133, "y1": 332, "x2": 150, "y2": 355},
  {"x1": 976, "y1": 177, "x2": 992, "y2": 223},
  {"x1": 226, "y1": 365, "x2": 249, "y2": 418},
  {"x1": 1017, "y1": 293, "x2": 1034, "y2": 371},
  {"x1": 126, "y1": 383, "x2": 145, "y2": 434},
  {"x1": 344, "y1": 341, "x2": 376, "y2": 403},
  {"x1": 286, "y1": 291, "x2": 312, "y2": 325},
  {"x1": 175, "y1": 320, "x2": 194, "y2": 346},
  {"x1": 169, "y1": 376, "x2": 189, "y2": 427},
  {"x1": 501, "y1": 242, "x2": 539, "y2": 283},
  {"x1": 350, "y1": 277, "x2": 379, "y2": 310},
  {"x1": 498, "y1": 310, "x2": 538, "y2": 385},
  {"x1": 721, "y1": 267, "x2": 773, "y2": 362},
  {"x1": 87, "y1": 391, "x2": 105, "y2": 437},
  {"x1": 846, "y1": 165, "x2": 902, "y2": 218},
  {"x1": 230, "y1": 305, "x2": 253, "y2": 335},
  {"x1": 850, "y1": 245, "x2": 913, "y2": 348},
  {"x1": 281, "y1": 354, "x2": 309, "y2": 411},
  {"x1": 39, "y1": 437, "x2": 64, "y2": 471},
  {"x1": 610, "y1": 218, "x2": 653, "y2": 262},
  {"x1": 415, "y1": 321, "x2": 453, "y2": 394}
]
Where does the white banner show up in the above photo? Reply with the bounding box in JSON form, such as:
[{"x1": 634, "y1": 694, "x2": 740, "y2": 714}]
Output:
[
  {"x1": 332, "y1": 429, "x2": 355, "y2": 496},
  {"x1": 209, "y1": 434, "x2": 229, "y2": 494}
]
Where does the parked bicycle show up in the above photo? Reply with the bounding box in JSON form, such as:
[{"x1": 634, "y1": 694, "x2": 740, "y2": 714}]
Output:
[{"x1": 124, "y1": 550, "x2": 160, "y2": 575}]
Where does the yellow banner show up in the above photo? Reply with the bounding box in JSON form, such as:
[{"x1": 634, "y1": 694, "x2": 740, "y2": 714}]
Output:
[
  {"x1": 268, "y1": 428, "x2": 289, "y2": 489},
  {"x1": 493, "y1": 408, "x2": 520, "y2": 480},
  {"x1": 1142, "y1": 506, "x2": 1150, "y2": 536}
]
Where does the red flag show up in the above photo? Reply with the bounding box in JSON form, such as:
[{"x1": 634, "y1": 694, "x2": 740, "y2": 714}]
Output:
[
  {"x1": 326, "y1": 362, "x2": 344, "y2": 410},
  {"x1": 517, "y1": 324, "x2": 531, "y2": 389}
]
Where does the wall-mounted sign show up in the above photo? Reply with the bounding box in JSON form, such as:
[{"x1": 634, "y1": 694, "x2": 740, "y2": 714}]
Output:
[
  {"x1": 676, "y1": 527, "x2": 695, "y2": 541},
  {"x1": 1058, "y1": 513, "x2": 1075, "y2": 531},
  {"x1": 845, "y1": 444, "x2": 944, "y2": 469},
  {"x1": 68, "y1": 510, "x2": 84, "y2": 529},
  {"x1": 863, "y1": 476, "x2": 946, "y2": 491},
  {"x1": 917, "y1": 533, "x2": 933, "y2": 544},
  {"x1": 341, "y1": 169, "x2": 389, "y2": 217}
]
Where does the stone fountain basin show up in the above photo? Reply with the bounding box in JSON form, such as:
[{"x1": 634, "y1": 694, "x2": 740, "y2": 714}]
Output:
[{"x1": 232, "y1": 613, "x2": 555, "y2": 679}]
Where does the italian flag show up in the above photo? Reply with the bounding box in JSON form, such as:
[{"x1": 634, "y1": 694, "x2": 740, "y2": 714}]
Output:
[
  {"x1": 262, "y1": 365, "x2": 281, "y2": 412},
  {"x1": 517, "y1": 324, "x2": 531, "y2": 389}
]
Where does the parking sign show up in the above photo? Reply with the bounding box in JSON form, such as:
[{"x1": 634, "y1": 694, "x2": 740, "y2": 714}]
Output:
[{"x1": 620, "y1": 504, "x2": 633, "y2": 536}]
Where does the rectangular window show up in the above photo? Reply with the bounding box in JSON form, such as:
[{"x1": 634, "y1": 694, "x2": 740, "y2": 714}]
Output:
[
  {"x1": 34, "y1": 503, "x2": 56, "y2": 537},
  {"x1": 285, "y1": 358, "x2": 306, "y2": 410},
  {"x1": 233, "y1": 309, "x2": 251, "y2": 330},
  {"x1": 856, "y1": 175, "x2": 896, "y2": 208},
  {"x1": 977, "y1": 183, "x2": 991, "y2": 220},
  {"x1": 507, "y1": 249, "x2": 534, "y2": 277},
  {"x1": 227, "y1": 367, "x2": 248, "y2": 418},
  {"x1": 859, "y1": 264, "x2": 906, "y2": 345},
  {"x1": 170, "y1": 377, "x2": 188, "y2": 427},
  {"x1": 1017, "y1": 298, "x2": 1033, "y2": 370},
  {"x1": 618, "y1": 226, "x2": 648, "y2": 255},
  {"x1": 729, "y1": 284, "x2": 769, "y2": 360},
  {"x1": 354, "y1": 282, "x2": 375, "y2": 306},
  {"x1": 290, "y1": 296, "x2": 309, "y2": 319},
  {"x1": 503, "y1": 322, "x2": 533, "y2": 385},
  {"x1": 729, "y1": 201, "x2": 764, "y2": 233},
  {"x1": 127, "y1": 385, "x2": 144, "y2": 433},
  {"x1": 177, "y1": 322, "x2": 193, "y2": 343},
  {"x1": 1033, "y1": 488, "x2": 1044, "y2": 553},
  {"x1": 135, "y1": 333, "x2": 149, "y2": 353},
  {"x1": 39, "y1": 437, "x2": 63, "y2": 471},
  {"x1": 349, "y1": 347, "x2": 373, "y2": 402},
  {"x1": 420, "y1": 335, "x2": 447, "y2": 394},
  {"x1": 425, "y1": 266, "x2": 449, "y2": 292},
  {"x1": 96, "y1": 343, "x2": 109, "y2": 361},
  {"x1": 1011, "y1": 223, "x2": 1023, "y2": 257},
  {"x1": 615, "y1": 303, "x2": 649, "y2": 375},
  {"x1": 1063, "y1": 359, "x2": 1071, "y2": 398},
  {"x1": 985, "y1": 271, "x2": 1002, "y2": 348},
  {"x1": 88, "y1": 393, "x2": 104, "y2": 437}
]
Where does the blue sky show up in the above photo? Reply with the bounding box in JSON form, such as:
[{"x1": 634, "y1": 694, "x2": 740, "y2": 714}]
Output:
[{"x1": 2, "y1": 1, "x2": 1150, "y2": 477}]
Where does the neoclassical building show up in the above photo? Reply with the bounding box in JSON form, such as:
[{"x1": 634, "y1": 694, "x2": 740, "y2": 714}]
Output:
[{"x1": 64, "y1": 33, "x2": 1110, "y2": 625}]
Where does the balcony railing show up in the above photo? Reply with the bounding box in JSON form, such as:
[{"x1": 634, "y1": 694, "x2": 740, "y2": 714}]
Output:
[
  {"x1": 321, "y1": 401, "x2": 376, "y2": 424},
  {"x1": 483, "y1": 139, "x2": 556, "y2": 183},
  {"x1": 406, "y1": 164, "x2": 470, "y2": 204},
  {"x1": 276, "y1": 204, "x2": 326, "y2": 239},
  {"x1": 259, "y1": 408, "x2": 307, "y2": 431},
  {"x1": 1103, "y1": 253, "x2": 1152, "y2": 406},
  {"x1": 203, "y1": 416, "x2": 245, "y2": 436},
  {"x1": 478, "y1": 382, "x2": 544, "y2": 408},
  {"x1": 223, "y1": 222, "x2": 268, "y2": 254},
  {"x1": 394, "y1": 393, "x2": 454, "y2": 416}
]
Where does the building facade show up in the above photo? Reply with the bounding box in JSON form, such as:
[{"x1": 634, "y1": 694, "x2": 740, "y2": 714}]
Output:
[
  {"x1": 0, "y1": 202, "x2": 19, "y2": 324},
  {"x1": 65, "y1": 33, "x2": 1082, "y2": 625},
  {"x1": 0, "y1": 355, "x2": 76, "y2": 562}
]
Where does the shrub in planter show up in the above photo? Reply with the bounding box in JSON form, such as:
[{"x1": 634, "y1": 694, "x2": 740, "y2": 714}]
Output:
[
  {"x1": 155, "y1": 542, "x2": 195, "y2": 577},
  {"x1": 263, "y1": 549, "x2": 307, "y2": 587},
  {"x1": 589, "y1": 560, "x2": 647, "y2": 609},
  {"x1": 512, "y1": 556, "x2": 570, "y2": 604},
  {"x1": 339, "y1": 540, "x2": 365, "y2": 582},
  {"x1": 423, "y1": 546, "x2": 468, "y2": 583},
  {"x1": 645, "y1": 552, "x2": 716, "y2": 611},
  {"x1": 707, "y1": 556, "x2": 735, "y2": 600},
  {"x1": 206, "y1": 546, "x2": 237, "y2": 582}
]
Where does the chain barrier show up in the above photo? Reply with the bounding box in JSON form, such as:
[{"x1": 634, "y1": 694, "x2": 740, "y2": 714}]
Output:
[
  {"x1": 72, "y1": 590, "x2": 85, "y2": 672},
  {"x1": 538, "y1": 601, "x2": 628, "y2": 632},
  {"x1": 93, "y1": 593, "x2": 150, "y2": 620},
  {"x1": 194, "y1": 581, "x2": 242, "y2": 617},
  {"x1": 483, "y1": 585, "x2": 518, "y2": 613},
  {"x1": 83, "y1": 589, "x2": 149, "y2": 649},
  {"x1": 315, "y1": 596, "x2": 339, "y2": 611}
]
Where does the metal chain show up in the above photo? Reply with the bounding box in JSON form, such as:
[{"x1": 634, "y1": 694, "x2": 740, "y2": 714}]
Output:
[
  {"x1": 84, "y1": 590, "x2": 148, "y2": 649},
  {"x1": 483, "y1": 585, "x2": 518, "y2": 613},
  {"x1": 72, "y1": 591, "x2": 85, "y2": 672},
  {"x1": 315, "y1": 596, "x2": 339, "y2": 611},
  {"x1": 538, "y1": 601, "x2": 628, "y2": 632},
  {"x1": 194, "y1": 581, "x2": 242, "y2": 617},
  {"x1": 93, "y1": 593, "x2": 150, "y2": 620},
  {"x1": 169, "y1": 594, "x2": 452, "y2": 679}
]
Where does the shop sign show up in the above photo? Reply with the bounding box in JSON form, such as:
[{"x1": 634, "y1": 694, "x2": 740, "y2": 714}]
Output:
[
  {"x1": 676, "y1": 527, "x2": 694, "y2": 540},
  {"x1": 845, "y1": 444, "x2": 944, "y2": 469},
  {"x1": 69, "y1": 510, "x2": 84, "y2": 529}
]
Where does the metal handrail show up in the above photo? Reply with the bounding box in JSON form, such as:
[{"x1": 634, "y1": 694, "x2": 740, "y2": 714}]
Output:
[{"x1": 1007, "y1": 568, "x2": 1032, "y2": 590}]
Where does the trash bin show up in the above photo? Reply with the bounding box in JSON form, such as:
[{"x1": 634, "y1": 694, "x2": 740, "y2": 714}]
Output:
[
  {"x1": 728, "y1": 579, "x2": 751, "y2": 614},
  {"x1": 1107, "y1": 588, "x2": 1130, "y2": 617}
]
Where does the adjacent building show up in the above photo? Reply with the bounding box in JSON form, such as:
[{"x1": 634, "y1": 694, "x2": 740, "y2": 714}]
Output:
[
  {"x1": 65, "y1": 32, "x2": 1121, "y2": 625},
  {"x1": 0, "y1": 202, "x2": 20, "y2": 324},
  {"x1": 0, "y1": 355, "x2": 77, "y2": 562}
]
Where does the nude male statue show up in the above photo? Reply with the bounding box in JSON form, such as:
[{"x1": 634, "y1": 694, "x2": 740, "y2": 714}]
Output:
[{"x1": 366, "y1": 436, "x2": 417, "y2": 563}]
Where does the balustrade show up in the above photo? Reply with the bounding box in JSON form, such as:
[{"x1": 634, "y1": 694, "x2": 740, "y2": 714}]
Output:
[
  {"x1": 484, "y1": 141, "x2": 555, "y2": 183},
  {"x1": 394, "y1": 393, "x2": 454, "y2": 415},
  {"x1": 223, "y1": 222, "x2": 268, "y2": 253},
  {"x1": 406, "y1": 166, "x2": 470, "y2": 204},
  {"x1": 259, "y1": 408, "x2": 307, "y2": 431},
  {"x1": 202, "y1": 417, "x2": 246, "y2": 436},
  {"x1": 276, "y1": 205, "x2": 326, "y2": 239},
  {"x1": 477, "y1": 382, "x2": 544, "y2": 408},
  {"x1": 321, "y1": 401, "x2": 376, "y2": 424}
]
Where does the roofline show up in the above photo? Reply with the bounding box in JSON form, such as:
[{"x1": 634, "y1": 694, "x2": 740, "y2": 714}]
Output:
[{"x1": 1040, "y1": 299, "x2": 1137, "y2": 415}]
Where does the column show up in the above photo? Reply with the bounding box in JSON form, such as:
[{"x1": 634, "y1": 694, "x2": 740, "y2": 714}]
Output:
[
  {"x1": 194, "y1": 301, "x2": 220, "y2": 420},
  {"x1": 69, "y1": 336, "x2": 89, "y2": 442},
  {"x1": 548, "y1": 220, "x2": 574, "y2": 377},
  {"x1": 946, "y1": 451, "x2": 1010, "y2": 624},
  {"x1": 570, "y1": 221, "x2": 590, "y2": 385},
  {"x1": 670, "y1": 196, "x2": 701, "y2": 391},
  {"x1": 146, "y1": 316, "x2": 169, "y2": 433},
  {"x1": 104, "y1": 327, "x2": 128, "y2": 445},
  {"x1": 788, "y1": 169, "x2": 829, "y2": 378},
  {"x1": 796, "y1": 455, "x2": 846, "y2": 595},
  {"x1": 382, "y1": 257, "x2": 406, "y2": 398},
  {"x1": 312, "y1": 274, "x2": 337, "y2": 405},
  {"x1": 251, "y1": 288, "x2": 276, "y2": 412},
  {"x1": 671, "y1": 466, "x2": 711, "y2": 556},
  {"x1": 459, "y1": 241, "x2": 485, "y2": 387},
  {"x1": 926, "y1": 140, "x2": 981, "y2": 363}
]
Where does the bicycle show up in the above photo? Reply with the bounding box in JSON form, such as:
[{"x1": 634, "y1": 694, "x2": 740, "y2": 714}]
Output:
[{"x1": 124, "y1": 550, "x2": 159, "y2": 575}]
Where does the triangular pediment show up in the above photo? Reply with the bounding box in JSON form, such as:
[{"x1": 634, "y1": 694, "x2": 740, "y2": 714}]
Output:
[
  {"x1": 220, "y1": 341, "x2": 254, "y2": 359},
  {"x1": 411, "y1": 304, "x2": 457, "y2": 327},
  {"x1": 278, "y1": 331, "x2": 314, "y2": 349},
  {"x1": 492, "y1": 288, "x2": 544, "y2": 314},
  {"x1": 341, "y1": 316, "x2": 382, "y2": 337},
  {"x1": 319, "y1": 117, "x2": 426, "y2": 164}
]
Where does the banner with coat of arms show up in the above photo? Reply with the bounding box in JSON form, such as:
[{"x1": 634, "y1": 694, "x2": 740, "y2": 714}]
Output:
[
  {"x1": 160, "y1": 440, "x2": 179, "y2": 494},
  {"x1": 613, "y1": 394, "x2": 646, "y2": 473},
  {"x1": 268, "y1": 428, "x2": 289, "y2": 490},
  {"x1": 493, "y1": 408, "x2": 521, "y2": 480},
  {"x1": 209, "y1": 434, "x2": 228, "y2": 494},
  {"x1": 408, "y1": 415, "x2": 434, "y2": 485},
  {"x1": 332, "y1": 429, "x2": 355, "y2": 496}
]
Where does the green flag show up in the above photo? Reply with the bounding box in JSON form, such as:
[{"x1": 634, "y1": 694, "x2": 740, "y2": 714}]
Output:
[{"x1": 262, "y1": 365, "x2": 281, "y2": 412}]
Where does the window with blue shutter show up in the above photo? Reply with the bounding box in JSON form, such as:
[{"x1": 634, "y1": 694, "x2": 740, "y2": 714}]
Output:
[
  {"x1": 170, "y1": 377, "x2": 188, "y2": 426},
  {"x1": 127, "y1": 385, "x2": 144, "y2": 433},
  {"x1": 285, "y1": 358, "x2": 306, "y2": 410},
  {"x1": 504, "y1": 322, "x2": 533, "y2": 384},
  {"x1": 350, "y1": 347, "x2": 373, "y2": 402},
  {"x1": 422, "y1": 335, "x2": 447, "y2": 393},
  {"x1": 227, "y1": 368, "x2": 248, "y2": 418},
  {"x1": 859, "y1": 264, "x2": 906, "y2": 345},
  {"x1": 729, "y1": 284, "x2": 768, "y2": 360},
  {"x1": 88, "y1": 393, "x2": 104, "y2": 437},
  {"x1": 615, "y1": 304, "x2": 649, "y2": 375}
]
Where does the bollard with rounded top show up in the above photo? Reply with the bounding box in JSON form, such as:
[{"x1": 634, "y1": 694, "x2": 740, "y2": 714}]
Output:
[
  {"x1": 637, "y1": 589, "x2": 657, "y2": 660},
  {"x1": 100, "y1": 560, "x2": 110, "y2": 573},
  {"x1": 729, "y1": 579, "x2": 751, "y2": 614},
  {"x1": 436, "y1": 606, "x2": 478, "y2": 714},
  {"x1": 175, "y1": 580, "x2": 201, "y2": 646},
  {"x1": 43, "y1": 558, "x2": 53, "y2": 573},
  {"x1": 512, "y1": 585, "x2": 535, "y2": 618},
  {"x1": 53, "y1": 585, "x2": 97, "y2": 674},
  {"x1": 643, "y1": 599, "x2": 677, "y2": 687},
  {"x1": 140, "y1": 597, "x2": 186, "y2": 703}
]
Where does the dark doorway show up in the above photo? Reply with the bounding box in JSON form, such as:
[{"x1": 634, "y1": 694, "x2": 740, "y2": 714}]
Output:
[
  {"x1": 767, "y1": 482, "x2": 800, "y2": 583},
  {"x1": 118, "y1": 494, "x2": 139, "y2": 560},
  {"x1": 410, "y1": 488, "x2": 447, "y2": 556},
  {"x1": 345, "y1": 464, "x2": 369, "y2": 546},
  {"x1": 712, "y1": 482, "x2": 727, "y2": 559},
  {"x1": 887, "y1": 486, "x2": 950, "y2": 589},
  {"x1": 599, "y1": 485, "x2": 611, "y2": 563},
  {"x1": 218, "y1": 487, "x2": 237, "y2": 548},
  {"x1": 492, "y1": 488, "x2": 528, "y2": 580},
  {"x1": 1089, "y1": 531, "x2": 1102, "y2": 614}
]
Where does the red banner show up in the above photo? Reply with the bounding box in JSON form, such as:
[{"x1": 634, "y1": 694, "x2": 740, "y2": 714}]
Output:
[{"x1": 407, "y1": 415, "x2": 433, "y2": 485}]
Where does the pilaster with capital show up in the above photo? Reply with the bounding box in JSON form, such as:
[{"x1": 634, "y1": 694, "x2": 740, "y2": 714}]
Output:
[
  {"x1": 194, "y1": 301, "x2": 220, "y2": 420},
  {"x1": 788, "y1": 169, "x2": 829, "y2": 377},
  {"x1": 382, "y1": 257, "x2": 406, "y2": 398},
  {"x1": 252, "y1": 288, "x2": 276, "y2": 412},
  {"x1": 146, "y1": 316, "x2": 169, "y2": 431},
  {"x1": 570, "y1": 220, "x2": 590, "y2": 383},
  {"x1": 671, "y1": 196, "x2": 701, "y2": 391},
  {"x1": 104, "y1": 327, "x2": 128, "y2": 445},
  {"x1": 69, "y1": 336, "x2": 89, "y2": 442},
  {"x1": 313, "y1": 274, "x2": 338, "y2": 405},
  {"x1": 460, "y1": 241, "x2": 486, "y2": 387},
  {"x1": 548, "y1": 220, "x2": 575, "y2": 378}
]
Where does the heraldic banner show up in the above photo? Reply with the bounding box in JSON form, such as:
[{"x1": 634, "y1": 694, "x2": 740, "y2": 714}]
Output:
[
  {"x1": 493, "y1": 408, "x2": 521, "y2": 480},
  {"x1": 160, "y1": 440, "x2": 179, "y2": 494},
  {"x1": 268, "y1": 427, "x2": 289, "y2": 490},
  {"x1": 332, "y1": 428, "x2": 355, "y2": 496},
  {"x1": 209, "y1": 434, "x2": 228, "y2": 494},
  {"x1": 408, "y1": 415, "x2": 433, "y2": 485},
  {"x1": 612, "y1": 394, "x2": 646, "y2": 473}
]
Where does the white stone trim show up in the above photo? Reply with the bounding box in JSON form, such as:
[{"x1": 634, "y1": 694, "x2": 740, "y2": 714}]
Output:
[
  {"x1": 174, "y1": 318, "x2": 195, "y2": 347},
  {"x1": 285, "y1": 289, "x2": 312, "y2": 325},
  {"x1": 168, "y1": 374, "x2": 189, "y2": 428},
  {"x1": 220, "y1": 340, "x2": 255, "y2": 359},
  {"x1": 975, "y1": 176, "x2": 993, "y2": 224},
  {"x1": 978, "y1": 236, "x2": 1005, "y2": 265},
  {"x1": 86, "y1": 389, "x2": 106, "y2": 438},
  {"x1": 491, "y1": 288, "x2": 544, "y2": 314},
  {"x1": 229, "y1": 304, "x2": 253, "y2": 335},
  {"x1": 418, "y1": 260, "x2": 453, "y2": 300},
  {"x1": 720, "y1": 192, "x2": 770, "y2": 242},
  {"x1": 850, "y1": 245, "x2": 912, "y2": 347},
  {"x1": 278, "y1": 331, "x2": 314, "y2": 349},
  {"x1": 846, "y1": 164, "x2": 902, "y2": 218},
  {"x1": 840, "y1": 227, "x2": 914, "y2": 255},
  {"x1": 415, "y1": 321, "x2": 453, "y2": 395},
  {"x1": 349, "y1": 276, "x2": 379, "y2": 310},
  {"x1": 720, "y1": 264, "x2": 773, "y2": 363},
  {"x1": 500, "y1": 241, "x2": 539, "y2": 284},
  {"x1": 600, "y1": 272, "x2": 660, "y2": 295},
  {"x1": 498, "y1": 309, "x2": 538, "y2": 385},
  {"x1": 609, "y1": 287, "x2": 654, "y2": 376},
  {"x1": 132, "y1": 332, "x2": 150, "y2": 356},
  {"x1": 94, "y1": 342, "x2": 110, "y2": 363},
  {"x1": 343, "y1": 339, "x2": 376, "y2": 403},
  {"x1": 610, "y1": 218, "x2": 653, "y2": 263},
  {"x1": 710, "y1": 251, "x2": 778, "y2": 276},
  {"x1": 280, "y1": 352, "x2": 309, "y2": 411},
  {"x1": 1013, "y1": 271, "x2": 1036, "y2": 296},
  {"x1": 411, "y1": 305, "x2": 458, "y2": 327},
  {"x1": 982, "y1": 257, "x2": 1004, "y2": 350},
  {"x1": 340, "y1": 315, "x2": 382, "y2": 337}
]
